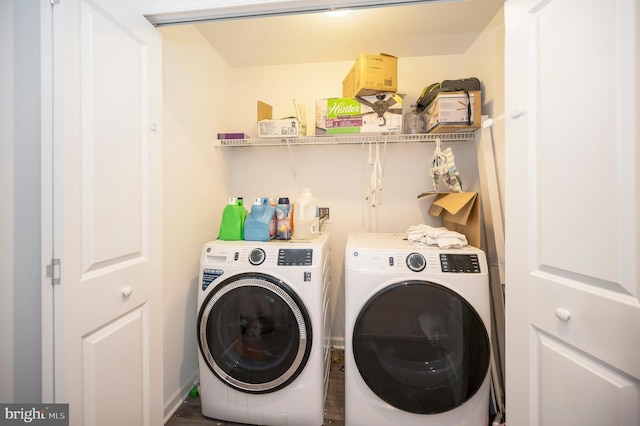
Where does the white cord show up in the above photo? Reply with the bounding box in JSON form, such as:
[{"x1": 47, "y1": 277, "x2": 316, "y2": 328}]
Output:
[
  {"x1": 362, "y1": 140, "x2": 385, "y2": 231},
  {"x1": 372, "y1": 142, "x2": 383, "y2": 207},
  {"x1": 286, "y1": 138, "x2": 297, "y2": 178},
  {"x1": 362, "y1": 141, "x2": 372, "y2": 231},
  {"x1": 374, "y1": 142, "x2": 382, "y2": 231}
]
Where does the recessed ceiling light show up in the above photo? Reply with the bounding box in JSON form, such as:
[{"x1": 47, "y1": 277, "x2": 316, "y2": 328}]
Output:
[{"x1": 325, "y1": 9, "x2": 352, "y2": 17}]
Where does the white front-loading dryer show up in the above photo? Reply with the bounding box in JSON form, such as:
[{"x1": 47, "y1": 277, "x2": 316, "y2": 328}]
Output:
[
  {"x1": 197, "y1": 234, "x2": 331, "y2": 426},
  {"x1": 344, "y1": 233, "x2": 491, "y2": 426}
]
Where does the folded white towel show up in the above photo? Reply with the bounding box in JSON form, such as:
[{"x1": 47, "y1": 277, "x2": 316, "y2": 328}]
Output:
[{"x1": 406, "y1": 225, "x2": 468, "y2": 249}]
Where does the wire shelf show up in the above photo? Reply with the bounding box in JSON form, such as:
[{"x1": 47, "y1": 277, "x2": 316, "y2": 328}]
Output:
[{"x1": 214, "y1": 132, "x2": 477, "y2": 147}]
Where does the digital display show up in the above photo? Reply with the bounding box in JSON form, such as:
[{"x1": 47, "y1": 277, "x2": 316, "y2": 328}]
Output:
[
  {"x1": 439, "y1": 254, "x2": 481, "y2": 273},
  {"x1": 278, "y1": 249, "x2": 313, "y2": 266}
]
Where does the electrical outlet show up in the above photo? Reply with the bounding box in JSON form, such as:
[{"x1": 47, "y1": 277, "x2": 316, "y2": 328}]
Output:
[{"x1": 318, "y1": 207, "x2": 330, "y2": 220}]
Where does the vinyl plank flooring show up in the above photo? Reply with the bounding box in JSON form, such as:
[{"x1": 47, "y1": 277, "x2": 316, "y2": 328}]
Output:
[{"x1": 165, "y1": 349, "x2": 345, "y2": 426}]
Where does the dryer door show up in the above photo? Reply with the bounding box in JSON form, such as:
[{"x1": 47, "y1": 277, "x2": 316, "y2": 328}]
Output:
[
  {"x1": 353, "y1": 280, "x2": 490, "y2": 414},
  {"x1": 198, "y1": 272, "x2": 312, "y2": 393}
]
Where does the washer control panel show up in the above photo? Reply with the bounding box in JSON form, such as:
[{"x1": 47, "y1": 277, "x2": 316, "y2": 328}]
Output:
[
  {"x1": 439, "y1": 253, "x2": 481, "y2": 273},
  {"x1": 278, "y1": 248, "x2": 313, "y2": 266}
]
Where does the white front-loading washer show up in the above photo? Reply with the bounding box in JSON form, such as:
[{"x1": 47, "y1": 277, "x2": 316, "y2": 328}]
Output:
[
  {"x1": 197, "y1": 233, "x2": 331, "y2": 426},
  {"x1": 344, "y1": 233, "x2": 491, "y2": 426}
]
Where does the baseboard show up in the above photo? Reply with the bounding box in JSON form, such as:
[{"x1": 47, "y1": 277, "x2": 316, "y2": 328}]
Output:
[
  {"x1": 164, "y1": 371, "x2": 199, "y2": 423},
  {"x1": 331, "y1": 336, "x2": 345, "y2": 350}
]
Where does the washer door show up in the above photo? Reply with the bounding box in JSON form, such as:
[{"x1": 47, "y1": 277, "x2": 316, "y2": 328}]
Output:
[
  {"x1": 198, "y1": 272, "x2": 312, "y2": 393},
  {"x1": 353, "y1": 280, "x2": 490, "y2": 414}
]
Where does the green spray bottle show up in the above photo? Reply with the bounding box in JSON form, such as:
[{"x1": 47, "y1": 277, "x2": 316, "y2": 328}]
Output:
[{"x1": 219, "y1": 197, "x2": 247, "y2": 240}]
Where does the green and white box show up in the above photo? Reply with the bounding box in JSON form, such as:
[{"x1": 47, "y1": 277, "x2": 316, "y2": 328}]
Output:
[{"x1": 316, "y1": 93, "x2": 403, "y2": 135}]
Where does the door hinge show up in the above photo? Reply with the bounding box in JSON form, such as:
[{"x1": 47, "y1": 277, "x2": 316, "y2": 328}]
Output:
[
  {"x1": 51, "y1": 0, "x2": 60, "y2": 5},
  {"x1": 46, "y1": 259, "x2": 61, "y2": 285}
]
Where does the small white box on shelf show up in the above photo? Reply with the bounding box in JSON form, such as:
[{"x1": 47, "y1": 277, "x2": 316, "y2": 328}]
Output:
[{"x1": 257, "y1": 100, "x2": 307, "y2": 138}]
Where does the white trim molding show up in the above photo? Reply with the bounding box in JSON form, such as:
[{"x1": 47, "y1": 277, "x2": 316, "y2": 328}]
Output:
[{"x1": 128, "y1": 0, "x2": 436, "y2": 25}]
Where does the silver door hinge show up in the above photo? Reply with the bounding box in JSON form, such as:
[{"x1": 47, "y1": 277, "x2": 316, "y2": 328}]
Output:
[
  {"x1": 47, "y1": 259, "x2": 61, "y2": 285},
  {"x1": 51, "y1": 0, "x2": 60, "y2": 5}
]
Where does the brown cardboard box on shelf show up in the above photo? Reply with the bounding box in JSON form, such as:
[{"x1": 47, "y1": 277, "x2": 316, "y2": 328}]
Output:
[
  {"x1": 343, "y1": 53, "x2": 398, "y2": 98},
  {"x1": 257, "y1": 100, "x2": 307, "y2": 138},
  {"x1": 257, "y1": 100, "x2": 273, "y2": 122},
  {"x1": 425, "y1": 90, "x2": 481, "y2": 134},
  {"x1": 418, "y1": 192, "x2": 481, "y2": 248}
]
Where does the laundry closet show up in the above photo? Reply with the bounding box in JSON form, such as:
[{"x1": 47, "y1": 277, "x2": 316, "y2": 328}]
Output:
[
  {"x1": 132, "y1": 1, "x2": 640, "y2": 424},
  {"x1": 155, "y1": 2, "x2": 505, "y2": 419},
  {"x1": 7, "y1": 1, "x2": 635, "y2": 425}
]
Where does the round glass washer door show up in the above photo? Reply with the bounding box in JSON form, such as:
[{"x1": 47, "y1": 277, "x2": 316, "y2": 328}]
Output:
[
  {"x1": 353, "y1": 280, "x2": 490, "y2": 414},
  {"x1": 198, "y1": 272, "x2": 312, "y2": 393}
]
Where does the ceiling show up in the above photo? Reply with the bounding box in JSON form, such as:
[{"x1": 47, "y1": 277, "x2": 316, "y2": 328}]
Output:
[{"x1": 171, "y1": 0, "x2": 503, "y2": 67}]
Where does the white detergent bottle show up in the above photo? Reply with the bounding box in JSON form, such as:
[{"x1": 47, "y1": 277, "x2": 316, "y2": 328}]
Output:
[{"x1": 293, "y1": 188, "x2": 318, "y2": 240}]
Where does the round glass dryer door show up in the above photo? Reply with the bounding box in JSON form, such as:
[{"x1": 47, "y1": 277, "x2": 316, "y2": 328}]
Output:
[
  {"x1": 353, "y1": 280, "x2": 490, "y2": 414},
  {"x1": 198, "y1": 272, "x2": 312, "y2": 393}
]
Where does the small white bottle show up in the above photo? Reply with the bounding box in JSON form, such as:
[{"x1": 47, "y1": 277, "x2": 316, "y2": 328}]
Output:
[{"x1": 293, "y1": 188, "x2": 318, "y2": 240}]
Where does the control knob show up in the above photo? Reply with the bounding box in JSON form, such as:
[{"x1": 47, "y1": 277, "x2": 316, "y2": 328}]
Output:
[
  {"x1": 249, "y1": 248, "x2": 266, "y2": 265},
  {"x1": 406, "y1": 252, "x2": 426, "y2": 272}
]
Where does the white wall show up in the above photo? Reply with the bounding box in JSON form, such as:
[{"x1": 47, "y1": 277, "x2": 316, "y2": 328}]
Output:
[
  {"x1": 160, "y1": 25, "x2": 232, "y2": 419},
  {"x1": 0, "y1": 0, "x2": 16, "y2": 403},
  {"x1": 466, "y1": 6, "x2": 506, "y2": 214},
  {"x1": 1, "y1": 0, "x2": 43, "y2": 403}
]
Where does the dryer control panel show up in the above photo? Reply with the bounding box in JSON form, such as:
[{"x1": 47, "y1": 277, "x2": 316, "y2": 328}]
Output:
[{"x1": 439, "y1": 253, "x2": 481, "y2": 273}]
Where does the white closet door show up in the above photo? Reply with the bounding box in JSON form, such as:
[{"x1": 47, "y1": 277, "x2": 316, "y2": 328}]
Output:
[
  {"x1": 505, "y1": 0, "x2": 640, "y2": 424},
  {"x1": 52, "y1": 1, "x2": 163, "y2": 425}
]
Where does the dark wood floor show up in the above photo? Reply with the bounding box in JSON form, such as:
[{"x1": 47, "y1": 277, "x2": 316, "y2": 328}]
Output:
[{"x1": 165, "y1": 349, "x2": 345, "y2": 426}]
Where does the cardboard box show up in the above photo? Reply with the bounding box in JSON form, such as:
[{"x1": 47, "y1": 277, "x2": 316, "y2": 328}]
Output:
[
  {"x1": 316, "y1": 93, "x2": 403, "y2": 135},
  {"x1": 257, "y1": 101, "x2": 273, "y2": 122},
  {"x1": 343, "y1": 53, "x2": 398, "y2": 98},
  {"x1": 257, "y1": 100, "x2": 307, "y2": 138},
  {"x1": 425, "y1": 91, "x2": 481, "y2": 134},
  {"x1": 417, "y1": 192, "x2": 481, "y2": 248},
  {"x1": 258, "y1": 119, "x2": 303, "y2": 138}
]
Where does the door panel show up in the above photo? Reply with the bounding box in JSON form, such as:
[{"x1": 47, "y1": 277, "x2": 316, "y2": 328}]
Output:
[
  {"x1": 505, "y1": 0, "x2": 640, "y2": 424},
  {"x1": 53, "y1": 1, "x2": 162, "y2": 425},
  {"x1": 82, "y1": 2, "x2": 146, "y2": 272},
  {"x1": 532, "y1": 0, "x2": 627, "y2": 291},
  {"x1": 82, "y1": 308, "x2": 146, "y2": 426},
  {"x1": 534, "y1": 331, "x2": 639, "y2": 425}
]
